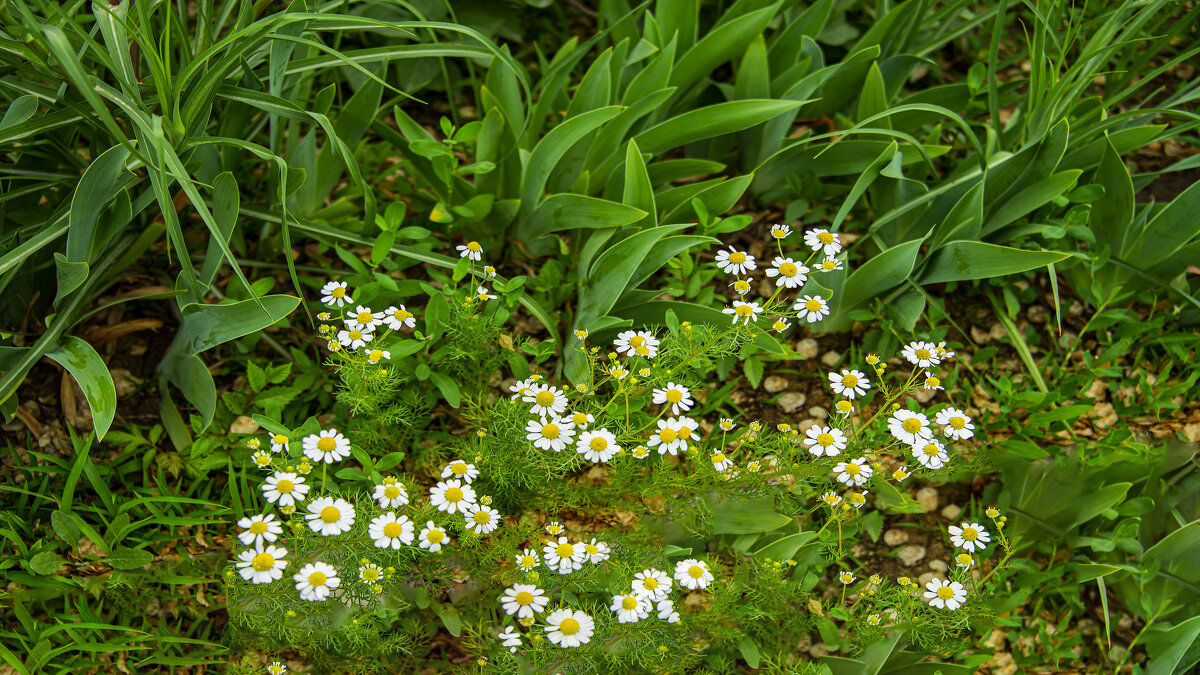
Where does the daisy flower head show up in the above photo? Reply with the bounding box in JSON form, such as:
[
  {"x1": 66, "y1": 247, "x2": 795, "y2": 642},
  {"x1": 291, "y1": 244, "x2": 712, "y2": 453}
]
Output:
[
  {"x1": 268, "y1": 433, "x2": 289, "y2": 454},
  {"x1": 924, "y1": 579, "x2": 967, "y2": 610},
  {"x1": 457, "y1": 241, "x2": 483, "y2": 261},
  {"x1": 955, "y1": 553, "x2": 974, "y2": 568},
  {"x1": 474, "y1": 286, "x2": 496, "y2": 302},
  {"x1": 770, "y1": 223, "x2": 792, "y2": 239},
  {"x1": 236, "y1": 545, "x2": 288, "y2": 584},
  {"x1": 986, "y1": 507, "x2": 1001, "y2": 519},
  {"x1": 657, "y1": 599, "x2": 681, "y2": 623},
  {"x1": 294, "y1": 562, "x2": 340, "y2": 601},
  {"x1": 649, "y1": 417, "x2": 697, "y2": 456},
  {"x1": 631, "y1": 445, "x2": 650, "y2": 459},
  {"x1": 251, "y1": 450, "x2": 274, "y2": 469},
  {"x1": 305, "y1": 497, "x2": 355, "y2": 536},
  {"x1": 821, "y1": 492, "x2": 842, "y2": 507},
  {"x1": 674, "y1": 558, "x2": 714, "y2": 590},
  {"x1": 765, "y1": 257, "x2": 809, "y2": 289},
  {"x1": 729, "y1": 278, "x2": 753, "y2": 296},
  {"x1": 710, "y1": 451, "x2": 732, "y2": 472},
  {"x1": 583, "y1": 538, "x2": 610, "y2": 564},
  {"x1": 829, "y1": 369, "x2": 870, "y2": 399},
  {"x1": 369, "y1": 512, "x2": 415, "y2": 549},
  {"x1": 576, "y1": 428, "x2": 620, "y2": 463},
  {"x1": 913, "y1": 439, "x2": 950, "y2": 469},
  {"x1": 817, "y1": 256, "x2": 844, "y2": 272},
  {"x1": 543, "y1": 537, "x2": 586, "y2": 575},
  {"x1": 465, "y1": 505, "x2": 501, "y2": 535},
  {"x1": 867, "y1": 614, "x2": 881, "y2": 626},
  {"x1": 516, "y1": 549, "x2": 540, "y2": 571},
  {"x1": 804, "y1": 425, "x2": 847, "y2": 457},
  {"x1": 418, "y1": 521, "x2": 450, "y2": 552},
  {"x1": 948, "y1": 522, "x2": 991, "y2": 553},
  {"x1": 613, "y1": 330, "x2": 660, "y2": 358},
  {"x1": 498, "y1": 626, "x2": 521, "y2": 653},
  {"x1": 319, "y1": 281, "x2": 353, "y2": 307},
  {"x1": 236, "y1": 513, "x2": 282, "y2": 547},
  {"x1": 358, "y1": 562, "x2": 384, "y2": 584},
  {"x1": 892, "y1": 466, "x2": 911, "y2": 482},
  {"x1": 935, "y1": 407, "x2": 975, "y2": 441},
  {"x1": 719, "y1": 418, "x2": 736, "y2": 431},
  {"x1": 508, "y1": 377, "x2": 538, "y2": 401},
  {"x1": 267, "y1": 662, "x2": 287, "y2": 675},
  {"x1": 795, "y1": 295, "x2": 830, "y2": 323},
  {"x1": 839, "y1": 571, "x2": 856, "y2": 585},
  {"x1": 714, "y1": 246, "x2": 756, "y2": 275},
  {"x1": 652, "y1": 382, "x2": 693, "y2": 415},
  {"x1": 632, "y1": 568, "x2": 672, "y2": 602},
  {"x1": 609, "y1": 365, "x2": 629, "y2": 380},
  {"x1": 525, "y1": 416, "x2": 576, "y2": 452},
  {"x1": 545, "y1": 521, "x2": 564, "y2": 536},
  {"x1": 347, "y1": 305, "x2": 383, "y2": 331},
  {"x1": 336, "y1": 327, "x2": 373, "y2": 350},
  {"x1": 523, "y1": 384, "x2": 569, "y2": 417},
  {"x1": 847, "y1": 490, "x2": 868, "y2": 508},
  {"x1": 804, "y1": 228, "x2": 842, "y2": 256},
  {"x1": 771, "y1": 317, "x2": 792, "y2": 333},
  {"x1": 888, "y1": 410, "x2": 933, "y2": 446},
  {"x1": 565, "y1": 411, "x2": 593, "y2": 429},
  {"x1": 373, "y1": 477, "x2": 409, "y2": 509},
  {"x1": 545, "y1": 609, "x2": 594, "y2": 648},
  {"x1": 936, "y1": 341, "x2": 956, "y2": 360},
  {"x1": 382, "y1": 305, "x2": 416, "y2": 330},
  {"x1": 500, "y1": 584, "x2": 549, "y2": 619},
  {"x1": 835, "y1": 400, "x2": 855, "y2": 417},
  {"x1": 262, "y1": 472, "x2": 309, "y2": 507},
  {"x1": 923, "y1": 374, "x2": 943, "y2": 391},
  {"x1": 429, "y1": 479, "x2": 477, "y2": 514},
  {"x1": 484, "y1": 265, "x2": 497, "y2": 278},
  {"x1": 901, "y1": 341, "x2": 942, "y2": 368},
  {"x1": 723, "y1": 300, "x2": 763, "y2": 325},
  {"x1": 366, "y1": 349, "x2": 390, "y2": 364},
  {"x1": 441, "y1": 459, "x2": 480, "y2": 483},
  {"x1": 302, "y1": 429, "x2": 351, "y2": 464},
  {"x1": 833, "y1": 458, "x2": 873, "y2": 486},
  {"x1": 610, "y1": 593, "x2": 651, "y2": 623}
]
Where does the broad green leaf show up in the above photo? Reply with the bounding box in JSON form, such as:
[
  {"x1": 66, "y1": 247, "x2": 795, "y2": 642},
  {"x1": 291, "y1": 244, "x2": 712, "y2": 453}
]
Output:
[
  {"x1": 833, "y1": 239, "x2": 922, "y2": 319},
  {"x1": 520, "y1": 107, "x2": 623, "y2": 219},
  {"x1": 578, "y1": 225, "x2": 689, "y2": 322},
  {"x1": 429, "y1": 371, "x2": 461, "y2": 408},
  {"x1": 670, "y1": 2, "x2": 782, "y2": 97},
  {"x1": 158, "y1": 353, "x2": 217, "y2": 429},
  {"x1": 52, "y1": 254, "x2": 89, "y2": 306},
  {"x1": 856, "y1": 61, "x2": 890, "y2": 127},
  {"x1": 921, "y1": 242, "x2": 1069, "y2": 284},
  {"x1": 66, "y1": 145, "x2": 133, "y2": 263},
  {"x1": 983, "y1": 170, "x2": 1082, "y2": 235},
  {"x1": 1145, "y1": 615, "x2": 1200, "y2": 675},
  {"x1": 45, "y1": 337, "x2": 116, "y2": 441},
  {"x1": 106, "y1": 546, "x2": 154, "y2": 570},
  {"x1": 1125, "y1": 178, "x2": 1200, "y2": 268},
  {"x1": 636, "y1": 100, "x2": 804, "y2": 155},
  {"x1": 754, "y1": 532, "x2": 817, "y2": 561},
  {"x1": 623, "y1": 139, "x2": 655, "y2": 226},
  {"x1": 522, "y1": 195, "x2": 646, "y2": 240},
  {"x1": 169, "y1": 296, "x2": 300, "y2": 356},
  {"x1": 711, "y1": 496, "x2": 792, "y2": 534},
  {"x1": 198, "y1": 172, "x2": 240, "y2": 290},
  {"x1": 29, "y1": 552, "x2": 66, "y2": 576}
]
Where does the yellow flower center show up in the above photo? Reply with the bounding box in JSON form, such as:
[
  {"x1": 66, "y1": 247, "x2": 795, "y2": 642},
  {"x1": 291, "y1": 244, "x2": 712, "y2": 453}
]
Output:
[
  {"x1": 842, "y1": 374, "x2": 858, "y2": 387},
  {"x1": 467, "y1": 241, "x2": 481, "y2": 252},
  {"x1": 317, "y1": 436, "x2": 336, "y2": 452},
  {"x1": 735, "y1": 304, "x2": 753, "y2": 316},
  {"x1": 515, "y1": 591, "x2": 534, "y2": 606},
  {"x1": 445, "y1": 487, "x2": 464, "y2": 502},
  {"x1": 273, "y1": 434, "x2": 288, "y2": 445},
  {"x1": 733, "y1": 280, "x2": 750, "y2": 291},
  {"x1": 956, "y1": 553, "x2": 973, "y2": 565},
  {"x1": 559, "y1": 618, "x2": 580, "y2": 635},
  {"x1": 276, "y1": 480, "x2": 294, "y2": 493},
  {"x1": 249, "y1": 521, "x2": 268, "y2": 535},
  {"x1": 255, "y1": 454, "x2": 271, "y2": 466},
  {"x1": 630, "y1": 336, "x2": 646, "y2": 348},
  {"x1": 521, "y1": 556, "x2": 536, "y2": 567},
  {"x1": 643, "y1": 577, "x2": 658, "y2": 590},
  {"x1": 677, "y1": 426, "x2": 692, "y2": 440},
  {"x1": 394, "y1": 309, "x2": 410, "y2": 320},
  {"x1": 818, "y1": 232, "x2": 834, "y2": 244},
  {"x1": 729, "y1": 252, "x2": 746, "y2": 264},
  {"x1": 357, "y1": 312, "x2": 372, "y2": 324},
  {"x1": 772, "y1": 228, "x2": 786, "y2": 238},
  {"x1": 541, "y1": 423, "x2": 560, "y2": 439},
  {"x1": 572, "y1": 413, "x2": 587, "y2": 425},
  {"x1": 585, "y1": 544, "x2": 598, "y2": 555},
  {"x1": 622, "y1": 596, "x2": 638, "y2": 610},
  {"x1": 449, "y1": 462, "x2": 468, "y2": 476},
  {"x1": 902, "y1": 418, "x2": 923, "y2": 433},
  {"x1": 590, "y1": 437, "x2": 608, "y2": 451},
  {"x1": 473, "y1": 511, "x2": 491, "y2": 524},
  {"x1": 251, "y1": 553, "x2": 275, "y2": 571},
  {"x1": 362, "y1": 567, "x2": 381, "y2": 581},
  {"x1": 805, "y1": 298, "x2": 822, "y2": 311},
  {"x1": 384, "y1": 485, "x2": 401, "y2": 499},
  {"x1": 962, "y1": 528, "x2": 978, "y2": 541},
  {"x1": 535, "y1": 391, "x2": 555, "y2": 406},
  {"x1": 923, "y1": 444, "x2": 940, "y2": 456},
  {"x1": 426, "y1": 529, "x2": 444, "y2": 543},
  {"x1": 711, "y1": 452, "x2": 726, "y2": 464},
  {"x1": 779, "y1": 262, "x2": 797, "y2": 276},
  {"x1": 915, "y1": 348, "x2": 931, "y2": 360},
  {"x1": 556, "y1": 543, "x2": 574, "y2": 558},
  {"x1": 817, "y1": 432, "x2": 834, "y2": 447},
  {"x1": 773, "y1": 321, "x2": 787, "y2": 331},
  {"x1": 308, "y1": 571, "x2": 327, "y2": 587},
  {"x1": 659, "y1": 428, "x2": 677, "y2": 443},
  {"x1": 950, "y1": 417, "x2": 966, "y2": 429},
  {"x1": 331, "y1": 287, "x2": 346, "y2": 298},
  {"x1": 688, "y1": 565, "x2": 704, "y2": 579},
  {"x1": 936, "y1": 586, "x2": 955, "y2": 600},
  {"x1": 383, "y1": 521, "x2": 404, "y2": 538},
  {"x1": 348, "y1": 330, "x2": 362, "y2": 340},
  {"x1": 821, "y1": 260, "x2": 836, "y2": 270},
  {"x1": 320, "y1": 506, "x2": 340, "y2": 523},
  {"x1": 844, "y1": 463, "x2": 861, "y2": 476},
  {"x1": 837, "y1": 400, "x2": 853, "y2": 412},
  {"x1": 368, "y1": 350, "x2": 384, "y2": 362}
]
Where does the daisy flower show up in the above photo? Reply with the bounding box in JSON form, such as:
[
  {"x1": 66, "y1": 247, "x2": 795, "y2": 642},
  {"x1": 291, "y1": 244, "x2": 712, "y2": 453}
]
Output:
[
  {"x1": 648, "y1": 417, "x2": 696, "y2": 456},
  {"x1": 765, "y1": 257, "x2": 809, "y2": 289},
  {"x1": 373, "y1": 477, "x2": 409, "y2": 509},
  {"x1": 418, "y1": 522, "x2": 449, "y2": 552},
  {"x1": 674, "y1": 559, "x2": 714, "y2": 590},
  {"x1": 714, "y1": 246, "x2": 756, "y2": 275},
  {"x1": 986, "y1": 507, "x2": 1001, "y2": 519},
  {"x1": 652, "y1": 383, "x2": 693, "y2": 415},
  {"x1": 923, "y1": 375, "x2": 943, "y2": 391},
  {"x1": 583, "y1": 539, "x2": 610, "y2": 564},
  {"x1": 465, "y1": 505, "x2": 501, "y2": 534},
  {"x1": 632, "y1": 569, "x2": 672, "y2": 602},
  {"x1": 347, "y1": 305, "x2": 383, "y2": 331},
  {"x1": 545, "y1": 609, "x2": 594, "y2": 648},
  {"x1": 545, "y1": 521, "x2": 564, "y2": 536},
  {"x1": 441, "y1": 459, "x2": 480, "y2": 483},
  {"x1": 913, "y1": 440, "x2": 950, "y2": 469},
  {"x1": 566, "y1": 411, "x2": 594, "y2": 429},
  {"x1": 631, "y1": 445, "x2": 650, "y2": 459},
  {"x1": 804, "y1": 426, "x2": 847, "y2": 457},
  {"x1": 924, "y1": 579, "x2": 967, "y2": 610},
  {"x1": 848, "y1": 490, "x2": 868, "y2": 508},
  {"x1": 613, "y1": 330, "x2": 659, "y2": 358},
  {"x1": 526, "y1": 416, "x2": 575, "y2": 452},
  {"x1": 729, "y1": 278, "x2": 753, "y2": 296},
  {"x1": 719, "y1": 419, "x2": 736, "y2": 431},
  {"x1": 821, "y1": 492, "x2": 842, "y2": 507},
  {"x1": 834, "y1": 400, "x2": 854, "y2": 417},
  {"x1": 771, "y1": 317, "x2": 792, "y2": 333},
  {"x1": 457, "y1": 241, "x2": 483, "y2": 261},
  {"x1": 722, "y1": 300, "x2": 763, "y2": 325},
  {"x1": 936, "y1": 341, "x2": 956, "y2": 359},
  {"x1": 770, "y1": 223, "x2": 791, "y2": 239},
  {"x1": 498, "y1": 626, "x2": 521, "y2": 653},
  {"x1": 839, "y1": 572, "x2": 856, "y2": 585},
  {"x1": 305, "y1": 497, "x2": 355, "y2": 536},
  {"x1": 795, "y1": 295, "x2": 829, "y2": 323},
  {"x1": 888, "y1": 410, "x2": 933, "y2": 446},
  {"x1": 251, "y1": 450, "x2": 273, "y2": 469},
  {"x1": 429, "y1": 479, "x2": 476, "y2": 514},
  {"x1": 610, "y1": 593, "x2": 651, "y2": 623},
  {"x1": 523, "y1": 384, "x2": 569, "y2": 417},
  {"x1": 382, "y1": 305, "x2": 416, "y2": 330},
  {"x1": 901, "y1": 341, "x2": 941, "y2": 368},
  {"x1": 576, "y1": 428, "x2": 620, "y2": 463},
  {"x1": 833, "y1": 458, "x2": 872, "y2": 486},
  {"x1": 892, "y1": 466, "x2": 911, "y2": 482},
  {"x1": 484, "y1": 265, "x2": 497, "y2": 278},
  {"x1": 817, "y1": 256, "x2": 843, "y2": 272},
  {"x1": 262, "y1": 472, "x2": 309, "y2": 507},
  {"x1": 369, "y1": 512, "x2": 415, "y2": 549},
  {"x1": 302, "y1": 429, "x2": 351, "y2": 464},
  {"x1": 236, "y1": 513, "x2": 282, "y2": 547},
  {"x1": 516, "y1": 549, "x2": 541, "y2": 570},
  {"x1": 336, "y1": 327, "x2": 373, "y2": 350},
  {"x1": 500, "y1": 584, "x2": 549, "y2": 619},
  {"x1": 543, "y1": 537, "x2": 586, "y2": 575},
  {"x1": 359, "y1": 562, "x2": 384, "y2": 584},
  {"x1": 829, "y1": 370, "x2": 870, "y2": 399},
  {"x1": 236, "y1": 545, "x2": 288, "y2": 584},
  {"x1": 609, "y1": 365, "x2": 629, "y2": 380},
  {"x1": 656, "y1": 599, "x2": 681, "y2": 623},
  {"x1": 710, "y1": 451, "x2": 732, "y2": 472},
  {"x1": 509, "y1": 378, "x2": 538, "y2": 401},
  {"x1": 268, "y1": 433, "x2": 289, "y2": 453},
  {"x1": 294, "y1": 562, "x2": 339, "y2": 601},
  {"x1": 319, "y1": 281, "x2": 353, "y2": 307},
  {"x1": 955, "y1": 553, "x2": 975, "y2": 568},
  {"x1": 366, "y1": 349, "x2": 390, "y2": 364},
  {"x1": 867, "y1": 614, "x2": 881, "y2": 626},
  {"x1": 804, "y1": 228, "x2": 842, "y2": 256},
  {"x1": 267, "y1": 662, "x2": 287, "y2": 675},
  {"x1": 948, "y1": 522, "x2": 991, "y2": 553},
  {"x1": 935, "y1": 407, "x2": 975, "y2": 441},
  {"x1": 474, "y1": 286, "x2": 496, "y2": 302}
]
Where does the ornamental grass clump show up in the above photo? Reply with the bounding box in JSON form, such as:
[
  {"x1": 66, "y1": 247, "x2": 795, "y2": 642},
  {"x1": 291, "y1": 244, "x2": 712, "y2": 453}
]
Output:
[{"x1": 227, "y1": 237, "x2": 1014, "y2": 670}]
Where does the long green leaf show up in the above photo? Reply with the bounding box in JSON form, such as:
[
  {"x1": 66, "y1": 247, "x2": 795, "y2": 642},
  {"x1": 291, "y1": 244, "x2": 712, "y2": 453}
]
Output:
[{"x1": 45, "y1": 337, "x2": 116, "y2": 441}]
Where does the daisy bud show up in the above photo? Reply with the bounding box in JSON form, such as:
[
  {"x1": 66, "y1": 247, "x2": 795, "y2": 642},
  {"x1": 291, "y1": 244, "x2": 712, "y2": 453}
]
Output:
[
  {"x1": 575, "y1": 329, "x2": 588, "y2": 340},
  {"x1": 247, "y1": 439, "x2": 260, "y2": 450},
  {"x1": 317, "y1": 312, "x2": 331, "y2": 321},
  {"x1": 986, "y1": 507, "x2": 1000, "y2": 518}
]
